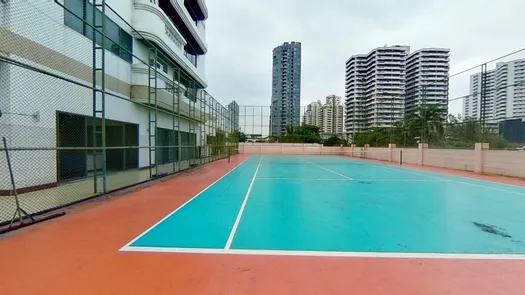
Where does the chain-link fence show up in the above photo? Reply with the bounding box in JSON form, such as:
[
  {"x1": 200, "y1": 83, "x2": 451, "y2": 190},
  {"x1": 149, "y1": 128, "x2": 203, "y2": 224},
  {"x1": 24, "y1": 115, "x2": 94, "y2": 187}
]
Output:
[
  {"x1": 430, "y1": 49, "x2": 525, "y2": 149},
  {"x1": 0, "y1": 0, "x2": 237, "y2": 229},
  {"x1": 239, "y1": 104, "x2": 347, "y2": 146}
]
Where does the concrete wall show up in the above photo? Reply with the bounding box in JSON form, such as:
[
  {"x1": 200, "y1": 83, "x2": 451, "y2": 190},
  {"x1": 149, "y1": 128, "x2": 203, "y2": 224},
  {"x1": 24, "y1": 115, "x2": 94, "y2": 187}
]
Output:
[
  {"x1": 240, "y1": 143, "x2": 343, "y2": 156},
  {"x1": 239, "y1": 143, "x2": 525, "y2": 179},
  {"x1": 483, "y1": 150, "x2": 525, "y2": 178}
]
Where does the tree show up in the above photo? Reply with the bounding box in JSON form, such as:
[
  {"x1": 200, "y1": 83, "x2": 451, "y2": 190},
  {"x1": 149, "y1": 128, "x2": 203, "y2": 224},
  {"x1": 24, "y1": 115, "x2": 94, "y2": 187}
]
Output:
[
  {"x1": 281, "y1": 124, "x2": 322, "y2": 143},
  {"x1": 440, "y1": 115, "x2": 520, "y2": 149},
  {"x1": 323, "y1": 135, "x2": 348, "y2": 146},
  {"x1": 402, "y1": 104, "x2": 445, "y2": 145},
  {"x1": 353, "y1": 128, "x2": 391, "y2": 147},
  {"x1": 352, "y1": 105, "x2": 445, "y2": 147},
  {"x1": 229, "y1": 130, "x2": 247, "y2": 143},
  {"x1": 350, "y1": 106, "x2": 520, "y2": 149}
]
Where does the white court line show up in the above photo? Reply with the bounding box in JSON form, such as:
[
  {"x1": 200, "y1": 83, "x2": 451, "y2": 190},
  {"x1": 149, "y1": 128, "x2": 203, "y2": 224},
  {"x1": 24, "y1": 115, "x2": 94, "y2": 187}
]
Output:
[
  {"x1": 355, "y1": 178, "x2": 451, "y2": 182},
  {"x1": 256, "y1": 177, "x2": 450, "y2": 182},
  {"x1": 381, "y1": 165, "x2": 446, "y2": 181},
  {"x1": 120, "y1": 246, "x2": 525, "y2": 260},
  {"x1": 256, "y1": 177, "x2": 347, "y2": 181},
  {"x1": 347, "y1": 155, "x2": 525, "y2": 189},
  {"x1": 382, "y1": 165, "x2": 525, "y2": 196},
  {"x1": 119, "y1": 156, "x2": 253, "y2": 250},
  {"x1": 224, "y1": 156, "x2": 263, "y2": 249},
  {"x1": 303, "y1": 160, "x2": 354, "y2": 180}
]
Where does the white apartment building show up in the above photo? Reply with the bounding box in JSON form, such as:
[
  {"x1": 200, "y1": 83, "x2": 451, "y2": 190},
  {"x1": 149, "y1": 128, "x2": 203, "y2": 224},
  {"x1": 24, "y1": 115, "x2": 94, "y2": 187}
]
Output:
[
  {"x1": 303, "y1": 101, "x2": 322, "y2": 126},
  {"x1": 0, "y1": 0, "x2": 220, "y2": 193},
  {"x1": 303, "y1": 95, "x2": 344, "y2": 136},
  {"x1": 464, "y1": 59, "x2": 525, "y2": 123},
  {"x1": 405, "y1": 48, "x2": 450, "y2": 116},
  {"x1": 345, "y1": 45, "x2": 450, "y2": 136},
  {"x1": 464, "y1": 70, "x2": 496, "y2": 120},
  {"x1": 345, "y1": 45, "x2": 409, "y2": 135}
]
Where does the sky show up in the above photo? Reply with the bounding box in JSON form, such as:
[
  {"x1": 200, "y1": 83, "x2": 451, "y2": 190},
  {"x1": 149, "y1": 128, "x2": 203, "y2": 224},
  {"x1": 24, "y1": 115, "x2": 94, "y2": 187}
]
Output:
[{"x1": 204, "y1": 0, "x2": 525, "y2": 133}]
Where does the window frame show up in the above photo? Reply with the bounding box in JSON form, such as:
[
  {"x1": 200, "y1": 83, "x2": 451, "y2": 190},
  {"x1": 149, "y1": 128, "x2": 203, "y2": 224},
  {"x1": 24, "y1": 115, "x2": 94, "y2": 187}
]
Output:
[{"x1": 63, "y1": 0, "x2": 133, "y2": 63}]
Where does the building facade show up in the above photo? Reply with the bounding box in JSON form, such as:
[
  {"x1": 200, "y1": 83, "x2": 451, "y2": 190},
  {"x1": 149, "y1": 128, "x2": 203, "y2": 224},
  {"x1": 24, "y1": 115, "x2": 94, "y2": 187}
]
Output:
[
  {"x1": 405, "y1": 48, "x2": 450, "y2": 116},
  {"x1": 345, "y1": 45, "x2": 409, "y2": 135},
  {"x1": 0, "y1": 0, "x2": 234, "y2": 193},
  {"x1": 227, "y1": 100, "x2": 240, "y2": 132},
  {"x1": 499, "y1": 118, "x2": 525, "y2": 144},
  {"x1": 464, "y1": 59, "x2": 525, "y2": 124},
  {"x1": 270, "y1": 41, "x2": 302, "y2": 137},
  {"x1": 303, "y1": 101, "x2": 322, "y2": 127},
  {"x1": 464, "y1": 70, "x2": 496, "y2": 121},
  {"x1": 303, "y1": 95, "x2": 344, "y2": 137},
  {"x1": 345, "y1": 45, "x2": 450, "y2": 137}
]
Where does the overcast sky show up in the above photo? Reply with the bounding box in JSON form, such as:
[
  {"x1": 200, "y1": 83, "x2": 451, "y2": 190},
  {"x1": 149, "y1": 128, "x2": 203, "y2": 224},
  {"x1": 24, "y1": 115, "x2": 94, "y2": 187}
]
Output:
[{"x1": 204, "y1": 0, "x2": 524, "y2": 130}]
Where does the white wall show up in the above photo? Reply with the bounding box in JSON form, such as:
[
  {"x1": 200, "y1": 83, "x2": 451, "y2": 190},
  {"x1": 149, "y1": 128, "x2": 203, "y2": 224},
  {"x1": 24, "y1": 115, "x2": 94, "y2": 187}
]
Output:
[
  {"x1": 175, "y1": 0, "x2": 206, "y2": 45},
  {"x1": 2, "y1": 57, "x2": 198, "y2": 190},
  {"x1": 106, "y1": 0, "x2": 134, "y2": 24},
  {"x1": 7, "y1": 0, "x2": 132, "y2": 84},
  {"x1": 0, "y1": 1, "x2": 209, "y2": 190},
  {"x1": 8, "y1": 1, "x2": 205, "y2": 88},
  {"x1": 131, "y1": 0, "x2": 206, "y2": 86}
]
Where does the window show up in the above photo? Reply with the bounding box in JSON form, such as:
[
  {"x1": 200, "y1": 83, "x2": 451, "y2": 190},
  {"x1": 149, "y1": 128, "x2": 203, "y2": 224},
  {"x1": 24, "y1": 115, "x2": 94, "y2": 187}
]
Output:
[
  {"x1": 64, "y1": 0, "x2": 84, "y2": 34},
  {"x1": 183, "y1": 45, "x2": 198, "y2": 67},
  {"x1": 149, "y1": 58, "x2": 168, "y2": 74},
  {"x1": 63, "y1": 0, "x2": 133, "y2": 63},
  {"x1": 183, "y1": 0, "x2": 201, "y2": 25},
  {"x1": 159, "y1": 59, "x2": 168, "y2": 73},
  {"x1": 155, "y1": 129, "x2": 196, "y2": 163}
]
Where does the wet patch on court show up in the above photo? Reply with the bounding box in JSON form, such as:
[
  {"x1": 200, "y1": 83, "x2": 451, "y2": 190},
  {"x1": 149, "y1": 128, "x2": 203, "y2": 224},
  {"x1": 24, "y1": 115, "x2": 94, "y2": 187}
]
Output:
[{"x1": 472, "y1": 222, "x2": 512, "y2": 238}]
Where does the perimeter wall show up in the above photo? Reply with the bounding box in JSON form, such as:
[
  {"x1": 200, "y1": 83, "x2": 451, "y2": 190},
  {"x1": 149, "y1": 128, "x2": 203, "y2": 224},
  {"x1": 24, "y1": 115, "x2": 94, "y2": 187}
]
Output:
[{"x1": 239, "y1": 143, "x2": 525, "y2": 179}]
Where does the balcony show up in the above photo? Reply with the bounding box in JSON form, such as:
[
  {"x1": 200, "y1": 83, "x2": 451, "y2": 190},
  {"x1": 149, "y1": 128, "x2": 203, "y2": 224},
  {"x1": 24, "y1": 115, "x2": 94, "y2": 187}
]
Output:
[
  {"x1": 186, "y1": 0, "x2": 208, "y2": 20},
  {"x1": 158, "y1": 0, "x2": 208, "y2": 54},
  {"x1": 132, "y1": 0, "x2": 207, "y2": 87},
  {"x1": 130, "y1": 65, "x2": 217, "y2": 123}
]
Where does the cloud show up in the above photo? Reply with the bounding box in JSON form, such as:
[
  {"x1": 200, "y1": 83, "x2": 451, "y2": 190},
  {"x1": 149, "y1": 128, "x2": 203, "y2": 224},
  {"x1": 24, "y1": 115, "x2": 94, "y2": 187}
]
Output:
[{"x1": 205, "y1": 0, "x2": 525, "y2": 120}]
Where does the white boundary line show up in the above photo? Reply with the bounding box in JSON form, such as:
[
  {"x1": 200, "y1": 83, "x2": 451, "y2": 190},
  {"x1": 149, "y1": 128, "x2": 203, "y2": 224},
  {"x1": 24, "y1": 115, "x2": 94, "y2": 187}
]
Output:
[
  {"x1": 382, "y1": 166, "x2": 449, "y2": 181},
  {"x1": 224, "y1": 156, "x2": 263, "y2": 249},
  {"x1": 119, "y1": 156, "x2": 253, "y2": 250},
  {"x1": 355, "y1": 178, "x2": 450, "y2": 182},
  {"x1": 303, "y1": 160, "x2": 354, "y2": 180},
  {"x1": 382, "y1": 165, "x2": 525, "y2": 196},
  {"x1": 256, "y1": 177, "x2": 347, "y2": 181},
  {"x1": 346, "y1": 155, "x2": 525, "y2": 190},
  {"x1": 256, "y1": 177, "x2": 451, "y2": 182},
  {"x1": 119, "y1": 246, "x2": 525, "y2": 260}
]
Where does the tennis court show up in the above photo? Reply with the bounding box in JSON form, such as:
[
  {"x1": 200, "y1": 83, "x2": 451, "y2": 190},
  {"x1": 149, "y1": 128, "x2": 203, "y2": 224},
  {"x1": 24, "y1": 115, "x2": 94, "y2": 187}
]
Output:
[{"x1": 121, "y1": 155, "x2": 525, "y2": 258}]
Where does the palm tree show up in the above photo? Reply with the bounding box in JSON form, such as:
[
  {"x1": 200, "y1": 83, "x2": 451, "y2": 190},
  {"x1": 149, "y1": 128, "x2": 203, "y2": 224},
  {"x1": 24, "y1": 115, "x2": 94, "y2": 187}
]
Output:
[{"x1": 404, "y1": 104, "x2": 445, "y2": 145}]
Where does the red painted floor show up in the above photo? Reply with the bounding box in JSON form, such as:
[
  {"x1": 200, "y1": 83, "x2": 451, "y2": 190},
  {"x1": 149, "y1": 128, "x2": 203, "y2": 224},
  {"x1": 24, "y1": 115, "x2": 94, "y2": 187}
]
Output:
[{"x1": 0, "y1": 154, "x2": 524, "y2": 295}]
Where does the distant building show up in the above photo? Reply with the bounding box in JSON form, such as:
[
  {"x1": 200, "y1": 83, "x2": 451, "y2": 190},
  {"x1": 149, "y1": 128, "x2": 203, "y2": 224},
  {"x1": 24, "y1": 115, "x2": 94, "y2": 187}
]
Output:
[
  {"x1": 345, "y1": 45, "x2": 450, "y2": 137},
  {"x1": 464, "y1": 70, "x2": 496, "y2": 120},
  {"x1": 464, "y1": 58, "x2": 525, "y2": 125},
  {"x1": 303, "y1": 95, "x2": 344, "y2": 137},
  {"x1": 227, "y1": 100, "x2": 239, "y2": 132},
  {"x1": 405, "y1": 48, "x2": 450, "y2": 116},
  {"x1": 345, "y1": 45, "x2": 410, "y2": 135},
  {"x1": 303, "y1": 101, "x2": 322, "y2": 126},
  {"x1": 270, "y1": 41, "x2": 302, "y2": 137},
  {"x1": 499, "y1": 118, "x2": 525, "y2": 144}
]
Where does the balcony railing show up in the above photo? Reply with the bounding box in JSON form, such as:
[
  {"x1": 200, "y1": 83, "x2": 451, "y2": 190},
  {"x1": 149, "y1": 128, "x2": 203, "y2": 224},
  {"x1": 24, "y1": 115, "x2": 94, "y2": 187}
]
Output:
[{"x1": 133, "y1": 0, "x2": 207, "y2": 87}]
